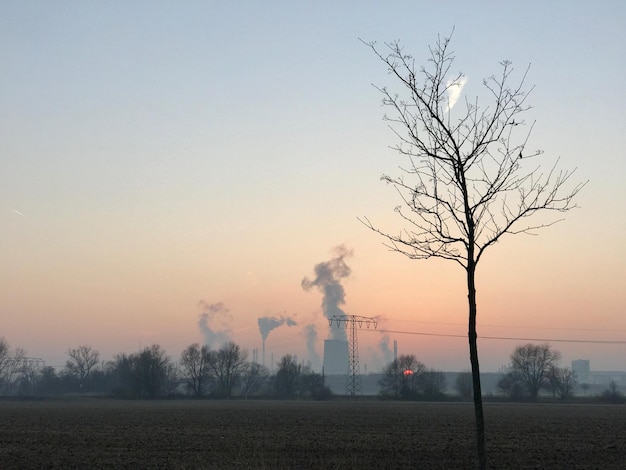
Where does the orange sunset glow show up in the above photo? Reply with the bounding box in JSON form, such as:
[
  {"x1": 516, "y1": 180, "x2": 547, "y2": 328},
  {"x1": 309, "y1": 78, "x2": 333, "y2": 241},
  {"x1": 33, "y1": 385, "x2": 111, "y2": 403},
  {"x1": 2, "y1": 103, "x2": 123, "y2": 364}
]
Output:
[{"x1": 1, "y1": 2, "x2": 625, "y2": 378}]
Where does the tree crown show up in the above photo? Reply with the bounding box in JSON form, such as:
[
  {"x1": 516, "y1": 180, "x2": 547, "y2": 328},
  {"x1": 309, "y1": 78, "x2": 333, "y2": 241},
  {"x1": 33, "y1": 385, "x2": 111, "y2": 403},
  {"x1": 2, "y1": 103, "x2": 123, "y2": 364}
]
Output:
[{"x1": 361, "y1": 34, "x2": 586, "y2": 268}]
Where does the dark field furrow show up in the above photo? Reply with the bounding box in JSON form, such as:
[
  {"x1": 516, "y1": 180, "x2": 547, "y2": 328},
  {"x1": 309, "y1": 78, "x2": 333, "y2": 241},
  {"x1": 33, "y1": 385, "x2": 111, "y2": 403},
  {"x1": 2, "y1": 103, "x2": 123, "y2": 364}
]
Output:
[{"x1": 1, "y1": 399, "x2": 624, "y2": 469}]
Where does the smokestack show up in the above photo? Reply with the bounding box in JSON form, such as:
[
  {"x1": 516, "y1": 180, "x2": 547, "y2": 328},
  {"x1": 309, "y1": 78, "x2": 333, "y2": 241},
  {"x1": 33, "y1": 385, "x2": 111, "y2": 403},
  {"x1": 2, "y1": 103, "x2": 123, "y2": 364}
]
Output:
[
  {"x1": 257, "y1": 315, "x2": 297, "y2": 367},
  {"x1": 394, "y1": 340, "x2": 397, "y2": 362},
  {"x1": 302, "y1": 245, "x2": 353, "y2": 341},
  {"x1": 377, "y1": 334, "x2": 394, "y2": 366}
]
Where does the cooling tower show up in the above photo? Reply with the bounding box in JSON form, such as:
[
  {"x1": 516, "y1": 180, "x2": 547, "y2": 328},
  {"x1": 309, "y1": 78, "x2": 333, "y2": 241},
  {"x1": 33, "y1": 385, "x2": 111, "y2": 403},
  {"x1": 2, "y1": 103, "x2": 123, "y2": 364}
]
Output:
[{"x1": 323, "y1": 339, "x2": 349, "y2": 375}]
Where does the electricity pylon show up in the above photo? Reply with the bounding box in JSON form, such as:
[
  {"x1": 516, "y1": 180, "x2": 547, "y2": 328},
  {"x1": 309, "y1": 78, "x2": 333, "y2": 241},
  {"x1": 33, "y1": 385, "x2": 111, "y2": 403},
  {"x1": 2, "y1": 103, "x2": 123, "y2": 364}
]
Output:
[{"x1": 329, "y1": 314, "x2": 377, "y2": 396}]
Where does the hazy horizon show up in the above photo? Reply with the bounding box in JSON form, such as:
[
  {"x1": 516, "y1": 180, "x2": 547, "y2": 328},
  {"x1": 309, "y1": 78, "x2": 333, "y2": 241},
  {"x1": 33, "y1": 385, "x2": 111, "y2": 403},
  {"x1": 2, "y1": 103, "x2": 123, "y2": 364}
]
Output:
[{"x1": 2, "y1": 2, "x2": 625, "y2": 375}]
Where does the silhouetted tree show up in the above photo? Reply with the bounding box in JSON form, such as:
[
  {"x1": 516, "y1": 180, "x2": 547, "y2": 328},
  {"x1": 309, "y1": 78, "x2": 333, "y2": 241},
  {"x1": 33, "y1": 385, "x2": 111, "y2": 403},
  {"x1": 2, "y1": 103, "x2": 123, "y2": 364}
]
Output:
[
  {"x1": 547, "y1": 366, "x2": 577, "y2": 399},
  {"x1": 508, "y1": 343, "x2": 561, "y2": 400},
  {"x1": 497, "y1": 370, "x2": 525, "y2": 400},
  {"x1": 134, "y1": 344, "x2": 174, "y2": 398},
  {"x1": 65, "y1": 345, "x2": 100, "y2": 392},
  {"x1": 34, "y1": 366, "x2": 62, "y2": 395},
  {"x1": 455, "y1": 371, "x2": 473, "y2": 400},
  {"x1": 207, "y1": 341, "x2": 248, "y2": 398},
  {"x1": 0, "y1": 338, "x2": 8, "y2": 366},
  {"x1": 0, "y1": 338, "x2": 11, "y2": 394},
  {"x1": 580, "y1": 382, "x2": 590, "y2": 396},
  {"x1": 273, "y1": 354, "x2": 302, "y2": 398},
  {"x1": 88, "y1": 366, "x2": 109, "y2": 394},
  {"x1": 240, "y1": 362, "x2": 269, "y2": 399},
  {"x1": 600, "y1": 380, "x2": 625, "y2": 404},
  {"x1": 107, "y1": 353, "x2": 135, "y2": 396},
  {"x1": 179, "y1": 343, "x2": 212, "y2": 397},
  {"x1": 298, "y1": 369, "x2": 333, "y2": 400},
  {"x1": 17, "y1": 356, "x2": 43, "y2": 396},
  {"x1": 420, "y1": 369, "x2": 447, "y2": 399},
  {"x1": 0, "y1": 345, "x2": 27, "y2": 395},
  {"x1": 108, "y1": 345, "x2": 174, "y2": 398},
  {"x1": 361, "y1": 32, "x2": 585, "y2": 469},
  {"x1": 379, "y1": 354, "x2": 425, "y2": 399}
]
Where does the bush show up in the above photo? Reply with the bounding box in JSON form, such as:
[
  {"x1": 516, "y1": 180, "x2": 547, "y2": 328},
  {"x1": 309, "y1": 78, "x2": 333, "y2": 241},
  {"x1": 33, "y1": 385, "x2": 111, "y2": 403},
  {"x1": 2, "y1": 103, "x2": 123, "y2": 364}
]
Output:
[{"x1": 599, "y1": 381, "x2": 625, "y2": 404}]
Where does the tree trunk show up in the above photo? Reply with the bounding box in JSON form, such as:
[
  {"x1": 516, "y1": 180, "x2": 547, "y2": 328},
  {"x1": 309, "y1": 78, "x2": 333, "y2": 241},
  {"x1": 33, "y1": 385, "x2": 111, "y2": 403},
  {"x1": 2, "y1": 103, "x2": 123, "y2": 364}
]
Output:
[{"x1": 467, "y1": 262, "x2": 486, "y2": 469}]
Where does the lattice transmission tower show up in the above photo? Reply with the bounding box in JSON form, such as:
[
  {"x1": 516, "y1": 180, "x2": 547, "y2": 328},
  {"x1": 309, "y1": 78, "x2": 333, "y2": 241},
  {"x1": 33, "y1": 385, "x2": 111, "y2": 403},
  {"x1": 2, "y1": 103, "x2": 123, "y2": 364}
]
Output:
[{"x1": 329, "y1": 314, "x2": 377, "y2": 396}]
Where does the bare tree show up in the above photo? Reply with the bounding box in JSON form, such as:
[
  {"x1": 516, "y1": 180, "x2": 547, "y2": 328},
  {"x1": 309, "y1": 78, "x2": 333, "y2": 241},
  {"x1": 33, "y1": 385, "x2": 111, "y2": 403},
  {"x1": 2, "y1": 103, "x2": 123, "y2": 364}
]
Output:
[
  {"x1": 0, "y1": 338, "x2": 10, "y2": 393},
  {"x1": 107, "y1": 344, "x2": 174, "y2": 398},
  {"x1": 509, "y1": 343, "x2": 561, "y2": 400},
  {"x1": 379, "y1": 354, "x2": 425, "y2": 399},
  {"x1": 273, "y1": 354, "x2": 302, "y2": 398},
  {"x1": 298, "y1": 369, "x2": 333, "y2": 400},
  {"x1": 240, "y1": 362, "x2": 269, "y2": 399},
  {"x1": 207, "y1": 341, "x2": 248, "y2": 398},
  {"x1": 600, "y1": 380, "x2": 625, "y2": 404},
  {"x1": 179, "y1": 343, "x2": 212, "y2": 397},
  {"x1": 420, "y1": 368, "x2": 447, "y2": 399},
  {"x1": 0, "y1": 338, "x2": 8, "y2": 365},
  {"x1": 34, "y1": 366, "x2": 62, "y2": 395},
  {"x1": 580, "y1": 382, "x2": 590, "y2": 396},
  {"x1": 136, "y1": 344, "x2": 174, "y2": 398},
  {"x1": 361, "y1": 33, "x2": 585, "y2": 468},
  {"x1": 497, "y1": 370, "x2": 525, "y2": 400},
  {"x1": 547, "y1": 366, "x2": 577, "y2": 399},
  {"x1": 0, "y1": 346, "x2": 27, "y2": 395},
  {"x1": 455, "y1": 371, "x2": 473, "y2": 400},
  {"x1": 65, "y1": 345, "x2": 100, "y2": 390},
  {"x1": 17, "y1": 355, "x2": 44, "y2": 396}
]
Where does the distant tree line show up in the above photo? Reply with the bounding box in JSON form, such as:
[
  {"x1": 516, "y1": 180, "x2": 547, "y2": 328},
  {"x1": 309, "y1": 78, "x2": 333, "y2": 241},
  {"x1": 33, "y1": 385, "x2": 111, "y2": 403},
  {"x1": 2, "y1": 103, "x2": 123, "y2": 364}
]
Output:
[
  {"x1": 497, "y1": 344, "x2": 577, "y2": 401},
  {"x1": 0, "y1": 337, "x2": 331, "y2": 400},
  {"x1": 494, "y1": 343, "x2": 622, "y2": 403},
  {"x1": 0, "y1": 337, "x2": 623, "y2": 403}
]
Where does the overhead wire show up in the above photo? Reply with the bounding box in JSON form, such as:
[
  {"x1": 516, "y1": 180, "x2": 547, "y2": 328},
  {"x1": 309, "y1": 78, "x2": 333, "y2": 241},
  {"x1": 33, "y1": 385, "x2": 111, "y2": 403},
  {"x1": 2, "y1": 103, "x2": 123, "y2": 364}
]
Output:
[
  {"x1": 384, "y1": 317, "x2": 626, "y2": 333},
  {"x1": 365, "y1": 328, "x2": 626, "y2": 345}
]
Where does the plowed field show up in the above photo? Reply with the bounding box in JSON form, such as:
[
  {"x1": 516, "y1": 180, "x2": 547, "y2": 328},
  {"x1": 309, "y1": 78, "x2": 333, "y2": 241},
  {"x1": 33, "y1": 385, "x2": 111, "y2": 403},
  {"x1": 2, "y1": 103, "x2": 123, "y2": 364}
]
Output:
[{"x1": 1, "y1": 399, "x2": 624, "y2": 469}]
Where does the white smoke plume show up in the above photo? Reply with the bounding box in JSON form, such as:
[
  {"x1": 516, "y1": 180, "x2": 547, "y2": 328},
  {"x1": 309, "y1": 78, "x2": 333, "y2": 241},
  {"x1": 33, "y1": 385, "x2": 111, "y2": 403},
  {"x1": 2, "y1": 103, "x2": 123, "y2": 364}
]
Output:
[
  {"x1": 301, "y1": 245, "x2": 353, "y2": 341},
  {"x1": 369, "y1": 315, "x2": 393, "y2": 369},
  {"x1": 257, "y1": 314, "x2": 297, "y2": 342},
  {"x1": 197, "y1": 300, "x2": 233, "y2": 348},
  {"x1": 446, "y1": 75, "x2": 467, "y2": 111},
  {"x1": 378, "y1": 335, "x2": 394, "y2": 365},
  {"x1": 303, "y1": 323, "x2": 321, "y2": 370}
]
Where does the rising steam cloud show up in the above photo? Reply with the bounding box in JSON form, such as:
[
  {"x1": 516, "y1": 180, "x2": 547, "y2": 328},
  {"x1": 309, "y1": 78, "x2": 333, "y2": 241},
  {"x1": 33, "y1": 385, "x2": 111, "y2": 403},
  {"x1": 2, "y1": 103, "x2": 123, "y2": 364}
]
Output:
[
  {"x1": 378, "y1": 335, "x2": 394, "y2": 364},
  {"x1": 303, "y1": 324, "x2": 321, "y2": 369},
  {"x1": 446, "y1": 75, "x2": 467, "y2": 111},
  {"x1": 301, "y1": 245, "x2": 353, "y2": 341},
  {"x1": 197, "y1": 300, "x2": 233, "y2": 348},
  {"x1": 257, "y1": 314, "x2": 297, "y2": 342},
  {"x1": 368, "y1": 315, "x2": 393, "y2": 370}
]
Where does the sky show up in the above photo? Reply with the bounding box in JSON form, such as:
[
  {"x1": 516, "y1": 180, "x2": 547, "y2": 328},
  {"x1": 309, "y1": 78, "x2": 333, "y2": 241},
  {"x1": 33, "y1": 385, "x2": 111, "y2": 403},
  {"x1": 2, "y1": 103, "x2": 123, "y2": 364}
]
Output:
[{"x1": 1, "y1": 1, "x2": 625, "y2": 373}]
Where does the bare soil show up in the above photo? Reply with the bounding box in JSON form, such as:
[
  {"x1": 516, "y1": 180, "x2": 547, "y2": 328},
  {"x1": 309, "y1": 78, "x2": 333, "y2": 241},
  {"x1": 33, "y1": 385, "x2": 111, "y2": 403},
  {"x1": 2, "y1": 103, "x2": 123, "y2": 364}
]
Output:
[{"x1": 0, "y1": 398, "x2": 624, "y2": 469}]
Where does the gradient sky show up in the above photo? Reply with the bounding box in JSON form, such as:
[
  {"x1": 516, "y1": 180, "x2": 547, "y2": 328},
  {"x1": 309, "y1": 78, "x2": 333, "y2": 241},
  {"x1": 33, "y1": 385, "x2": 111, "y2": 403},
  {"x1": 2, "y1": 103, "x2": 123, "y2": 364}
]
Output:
[{"x1": 2, "y1": 1, "x2": 625, "y2": 373}]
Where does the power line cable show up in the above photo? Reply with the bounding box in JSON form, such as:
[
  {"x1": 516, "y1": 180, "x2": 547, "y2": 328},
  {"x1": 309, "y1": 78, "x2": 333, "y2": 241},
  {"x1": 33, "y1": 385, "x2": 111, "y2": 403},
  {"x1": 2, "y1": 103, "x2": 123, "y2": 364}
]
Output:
[
  {"x1": 367, "y1": 328, "x2": 626, "y2": 345},
  {"x1": 384, "y1": 317, "x2": 626, "y2": 333}
]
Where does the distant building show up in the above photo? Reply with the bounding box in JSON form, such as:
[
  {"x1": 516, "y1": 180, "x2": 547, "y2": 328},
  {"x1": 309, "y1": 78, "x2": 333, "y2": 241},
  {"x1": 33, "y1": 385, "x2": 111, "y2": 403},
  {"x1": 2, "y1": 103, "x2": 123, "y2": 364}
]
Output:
[
  {"x1": 571, "y1": 359, "x2": 626, "y2": 392},
  {"x1": 572, "y1": 359, "x2": 591, "y2": 383}
]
